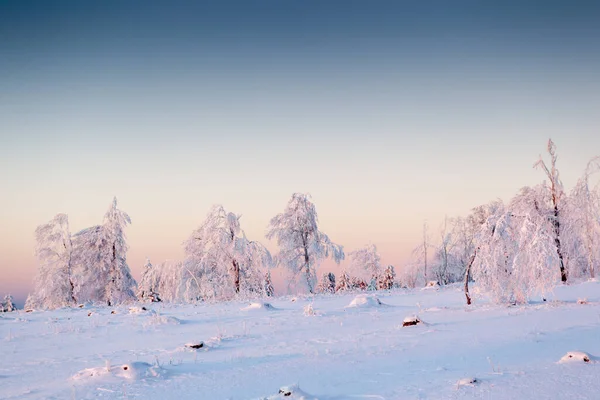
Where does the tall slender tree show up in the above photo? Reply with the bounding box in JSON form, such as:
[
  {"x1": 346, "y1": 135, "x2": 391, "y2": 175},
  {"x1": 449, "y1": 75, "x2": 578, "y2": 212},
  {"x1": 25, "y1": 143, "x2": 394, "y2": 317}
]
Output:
[
  {"x1": 534, "y1": 139, "x2": 567, "y2": 282},
  {"x1": 266, "y1": 193, "x2": 344, "y2": 294},
  {"x1": 26, "y1": 214, "x2": 76, "y2": 310}
]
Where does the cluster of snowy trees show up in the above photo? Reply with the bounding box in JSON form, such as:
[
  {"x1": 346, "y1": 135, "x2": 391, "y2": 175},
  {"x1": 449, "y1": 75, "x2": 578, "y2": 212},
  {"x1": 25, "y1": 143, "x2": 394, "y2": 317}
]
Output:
[
  {"x1": 137, "y1": 194, "x2": 345, "y2": 303},
  {"x1": 404, "y1": 140, "x2": 600, "y2": 304},
  {"x1": 26, "y1": 198, "x2": 136, "y2": 310},
  {"x1": 27, "y1": 140, "x2": 597, "y2": 309},
  {"x1": 27, "y1": 194, "x2": 348, "y2": 309}
]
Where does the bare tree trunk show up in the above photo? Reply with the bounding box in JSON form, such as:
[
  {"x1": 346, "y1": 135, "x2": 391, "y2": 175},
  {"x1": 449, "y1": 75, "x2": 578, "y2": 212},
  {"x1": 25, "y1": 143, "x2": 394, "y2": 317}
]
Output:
[
  {"x1": 232, "y1": 259, "x2": 240, "y2": 293},
  {"x1": 535, "y1": 140, "x2": 567, "y2": 283},
  {"x1": 464, "y1": 249, "x2": 477, "y2": 305},
  {"x1": 64, "y1": 238, "x2": 76, "y2": 304},
  {"x1": 552, "y1": 203, "x2": 568, "y2": 283},
  {"x1": 302, "y1": 233, "x2": 313, "y2": 293}
]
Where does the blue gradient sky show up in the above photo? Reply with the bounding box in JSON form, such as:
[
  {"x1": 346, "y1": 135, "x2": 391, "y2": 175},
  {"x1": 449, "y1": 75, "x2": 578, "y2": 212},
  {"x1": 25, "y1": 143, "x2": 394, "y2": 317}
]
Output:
[{"x1": 2, "y1": 1, "x2": 600, "y2": 305}]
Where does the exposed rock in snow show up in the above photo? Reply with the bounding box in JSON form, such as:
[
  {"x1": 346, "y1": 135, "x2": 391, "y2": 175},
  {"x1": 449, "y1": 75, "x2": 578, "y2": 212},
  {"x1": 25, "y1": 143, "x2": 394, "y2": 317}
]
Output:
[
  {"x1": 577, "y1": 298, "x2": 588, "y2": 305},
  {"x1": 241, "y1": 302, "x2": 277, "y2": 311},
  {"x1": 558, "y1": 351, "x2": 595, "y2": 364},
  {"x1": 346, "y1": 294, "x2": 384, "y2": 308},
  {"x1": 185, "y1": 341, "x2": 205, "y2": 350},
  {"x1": 402, "y1": 315, "x2": 423, "y2": 327}
]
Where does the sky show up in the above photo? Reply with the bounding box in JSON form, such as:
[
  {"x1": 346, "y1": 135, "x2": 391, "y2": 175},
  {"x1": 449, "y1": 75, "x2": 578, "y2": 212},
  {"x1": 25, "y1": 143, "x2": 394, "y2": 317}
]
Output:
[{"x1": 1, "y1": 1, "x2": 600, "y2": 305}]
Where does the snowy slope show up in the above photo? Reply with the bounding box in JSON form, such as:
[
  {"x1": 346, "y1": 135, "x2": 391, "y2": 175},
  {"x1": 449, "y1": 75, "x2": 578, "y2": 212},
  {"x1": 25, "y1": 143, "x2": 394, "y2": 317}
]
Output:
[{"x1": 1, "y1": 282, "x2": 600, "y2": 399}]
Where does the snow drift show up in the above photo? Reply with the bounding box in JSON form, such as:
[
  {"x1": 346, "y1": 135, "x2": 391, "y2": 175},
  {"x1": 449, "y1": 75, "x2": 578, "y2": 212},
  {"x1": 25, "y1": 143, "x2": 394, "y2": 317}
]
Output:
[{"x1": 345, "y1": 294, "x2": 384, "y2": 308}]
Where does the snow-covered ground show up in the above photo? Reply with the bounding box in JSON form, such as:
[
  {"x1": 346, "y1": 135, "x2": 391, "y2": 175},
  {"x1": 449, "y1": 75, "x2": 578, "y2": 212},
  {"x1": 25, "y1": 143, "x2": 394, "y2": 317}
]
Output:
[{"x1": 2, "y1": 282, "x2": 600, "y2": 399}]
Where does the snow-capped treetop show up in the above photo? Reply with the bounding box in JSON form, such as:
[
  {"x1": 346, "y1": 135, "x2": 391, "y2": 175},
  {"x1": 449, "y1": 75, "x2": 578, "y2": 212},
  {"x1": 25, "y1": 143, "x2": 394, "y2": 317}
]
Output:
[{"x1": 534, "y1": 139, "x2": 565, "y2": 206}]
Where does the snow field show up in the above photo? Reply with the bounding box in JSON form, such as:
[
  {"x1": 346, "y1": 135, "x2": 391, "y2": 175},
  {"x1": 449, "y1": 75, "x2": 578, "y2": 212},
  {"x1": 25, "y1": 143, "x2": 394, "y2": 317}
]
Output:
[{"x1": 1, "y1": 281, "x2": 600, "y2": 399}]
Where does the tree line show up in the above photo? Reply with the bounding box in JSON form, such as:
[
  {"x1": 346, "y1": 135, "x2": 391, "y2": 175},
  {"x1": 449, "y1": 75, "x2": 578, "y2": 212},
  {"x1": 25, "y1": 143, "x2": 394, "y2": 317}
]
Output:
[{"x1": 20, "y1": 140, "x2": 600, "y2": 310}]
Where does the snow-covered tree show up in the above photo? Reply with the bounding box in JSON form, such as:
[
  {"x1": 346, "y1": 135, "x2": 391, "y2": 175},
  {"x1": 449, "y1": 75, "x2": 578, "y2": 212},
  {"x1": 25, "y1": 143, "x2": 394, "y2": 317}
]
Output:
[
  {"x1": 137, "y1": 258, "x2": 161, "y2": 302},
  {"x1": 534, "y1": 139, "x2": 568, "y2": 283},
  {"x1": 153, "y1": 260, "x2": 183, "y2": 302},
  {"x1": 266, "y1": 193, "x2": 344, "y2": 294},
  {"x1": 378, "y1": 265, "x2": 395, "y2": 290},
  {"x1": 410, "y1": 222, "x2": 432, "y2": 286},
  {"x1": 2, "y1": 294, "x2": 15, "y2": 312},
  {"x1": 348, "y1": 244, "x2": 381, "y2": 282},
  {"x1": 26, "y1": 213, "x2": 75, "y2": 310},
  {"x1": 71, "y1": 198, "x2": 136, "y2": 305},
  {"x1": 335, "y1": 270, "x2": 352, "y2": 292},
  {"x1": 462, "y1": 200, "x2": 504, "y2": 304},
  {"x1": 264, "y1": 272, "x2": 275, "y2": 297},
  {"x1": 472, "y1": 188, "x2": 561, "y2": 304},
  {"x1": 563, "y1": 157, "x2": 600, "y2": 280},
  {"x1": 317, "y1": 272, "x2": 336, "y2": 294},
  {"x1": 183, "y1": 205, "x2": 273, "y2": 301}
]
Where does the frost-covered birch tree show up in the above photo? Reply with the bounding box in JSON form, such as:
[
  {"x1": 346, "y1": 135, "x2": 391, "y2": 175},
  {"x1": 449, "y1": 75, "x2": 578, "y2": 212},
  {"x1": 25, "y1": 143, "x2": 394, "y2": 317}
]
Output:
[
  {"x1": 26, "y1": 214, "x2": 76, "y2": 310},
  {"x1": 71, "y1": 198, "x2": 136, "y2": 305},
  {"x1": 266, "y1": 193, "x2": 344, "y2": 294},
  {"x1": 564, "y1": 157, "x2": 600, "y2": 280},
  {"x1": 348, "y1": 244, "x2": 381, "y2": 282},
  {"x1": 472, "y1": 187, "x2": 561, "y2": 304},
  {"x1": 183, "y1": 205, "x2": 273, "y2": 301},
  {"x1": 534, "y1": 139, "x2": 568, "y2": 282}
]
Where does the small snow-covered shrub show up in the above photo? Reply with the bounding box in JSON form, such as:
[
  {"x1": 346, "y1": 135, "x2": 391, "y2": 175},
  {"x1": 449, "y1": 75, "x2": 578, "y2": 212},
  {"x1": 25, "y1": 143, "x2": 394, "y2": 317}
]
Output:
[
  {"x1": 577, "y1": 298, "x2": 588, "y2": 305},
  {"x1": 303, "y1": 304, "x2": 317, "y2": 316},
  {"x1": 558, "y1": 351, "x2": 595, "y2": 364}
]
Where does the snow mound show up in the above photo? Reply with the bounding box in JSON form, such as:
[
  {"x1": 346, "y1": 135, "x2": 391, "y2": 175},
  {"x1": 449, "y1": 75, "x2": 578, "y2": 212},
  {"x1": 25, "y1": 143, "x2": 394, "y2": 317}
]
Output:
[
  {"x1": 115, "y1": 362, "x2": 162, "y2": 380},
  {"x1": 146, "y1": 313, "x2": 181, "y2": 326},
  {"x1": 129, "y1": 306, "x2": 150, "y2": 314},
  {"x1": 456, "y1": 377, "x2": 479, "y2": 387},
  {"x1": 402, "y1": 315, "x2": 424, "y2": 327},
  {"x1": 259, "y1": 384, "x2": 317, "y2": 400},
  {"x1": 346, "y1": 294, "x2": 384, "y2": 308},
  {"x1": 72, "y1": 362, "x2": 162, "y2": 382},
  {"x1": 558, "y1": 351, "x2": 596, "y2": 364},
  {"x1": 421, "y1": 281, "x2": 440, "y2": 290},
  {"x1": 241, "y1": 302, "x2": 277, "y2": 311}
]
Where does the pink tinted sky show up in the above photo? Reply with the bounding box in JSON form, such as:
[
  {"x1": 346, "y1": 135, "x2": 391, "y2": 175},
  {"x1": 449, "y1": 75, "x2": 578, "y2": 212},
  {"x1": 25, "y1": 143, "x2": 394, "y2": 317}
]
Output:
[{"x1": 2, "y1": 1, "x2": 600, "y2": 305}]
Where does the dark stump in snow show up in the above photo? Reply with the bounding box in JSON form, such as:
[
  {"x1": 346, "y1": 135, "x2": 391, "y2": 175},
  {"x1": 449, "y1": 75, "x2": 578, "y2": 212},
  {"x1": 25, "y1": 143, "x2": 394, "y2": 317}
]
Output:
[{"x1": 402, "y1": 315, "x2": 422, "y2": 327}]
